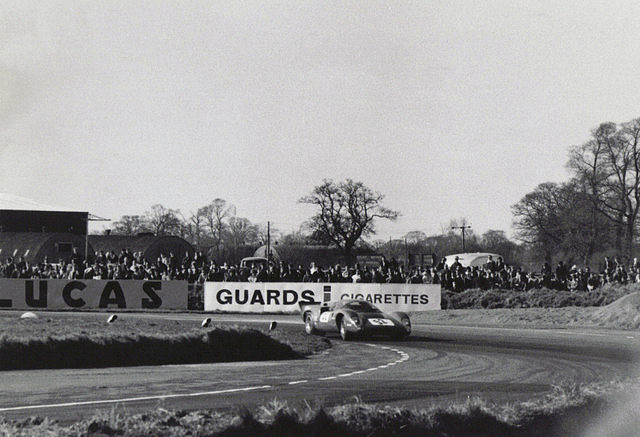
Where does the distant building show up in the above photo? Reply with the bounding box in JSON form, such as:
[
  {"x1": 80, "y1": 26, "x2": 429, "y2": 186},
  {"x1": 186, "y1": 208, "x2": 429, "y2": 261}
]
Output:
[
  {"x1": 0, "y1": 193, "x2": 95, "y2": 262},
  {"x1": 89, "y1": 234, "x2": 195, "y2": 262},
  {"x1": 0, "y1": 232, "x2": 93, "y2": 264},
  {"x1": 0, "y1": 193, "x2": 89, "y2": 234}
]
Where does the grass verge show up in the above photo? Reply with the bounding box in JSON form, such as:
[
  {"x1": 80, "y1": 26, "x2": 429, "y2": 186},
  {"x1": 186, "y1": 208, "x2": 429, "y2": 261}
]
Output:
[
  {"x1": 0, "y1": 381, "x2": 635, "y2": 436},
  {"x1": 0, "y1": 328, "x2": 299, "y2": 370},
  {"x1": 442, "y1": 283, "x2": 638, "y2": 309},
  {"x1": 0, "y1": 313, "x2": 330, "y2": 370}
]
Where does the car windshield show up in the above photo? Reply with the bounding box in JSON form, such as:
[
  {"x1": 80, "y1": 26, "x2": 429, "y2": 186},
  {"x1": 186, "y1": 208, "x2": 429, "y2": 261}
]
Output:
[{"x1": 342, "y1": 301, "x2": 382, "y2": 312}]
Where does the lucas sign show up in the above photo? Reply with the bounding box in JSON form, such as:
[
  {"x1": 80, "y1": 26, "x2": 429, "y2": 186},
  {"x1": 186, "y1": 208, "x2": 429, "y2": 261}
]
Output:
[
  {"x1": 204, "y1": 282, "x2": 441, "y2": 313},
  {"x1": 0, "y1": 279, "x2": 188, "y2": 310}
]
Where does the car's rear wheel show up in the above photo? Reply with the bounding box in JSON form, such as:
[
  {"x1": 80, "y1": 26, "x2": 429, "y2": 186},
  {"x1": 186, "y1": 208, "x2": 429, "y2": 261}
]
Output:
[
  {"x1": 304, "y1": 312, "x2": 319, "y2": 335},
  {"x1": 339, "y1": 318, "x2": 353, "y2": 341}
]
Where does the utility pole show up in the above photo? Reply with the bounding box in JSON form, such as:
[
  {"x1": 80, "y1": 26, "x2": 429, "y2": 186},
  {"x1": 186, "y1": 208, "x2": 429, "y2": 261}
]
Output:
[
  {"x1": 266, "y1": 221, "x2": 271, "y2": 264},
  {"x1": 85, "y1": 213, "x2": 110, "y2": 262},
  {"x1": 451, "y1": 225, "x2": 471, "y2": 252},
  {"x1": 404, "y1": 236, "x2": 408, "y2": 268}
]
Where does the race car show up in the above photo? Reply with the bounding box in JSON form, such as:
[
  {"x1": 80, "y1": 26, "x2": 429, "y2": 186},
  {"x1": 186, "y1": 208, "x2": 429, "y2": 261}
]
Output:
[{"x1": 299, "y1": 299, "x2": 411, "y2": 340}]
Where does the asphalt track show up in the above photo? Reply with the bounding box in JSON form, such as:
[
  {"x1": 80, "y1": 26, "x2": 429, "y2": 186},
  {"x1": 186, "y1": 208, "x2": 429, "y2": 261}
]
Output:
[{"x1": 1, "y1": 312, "x2": 639, "y2": 424}]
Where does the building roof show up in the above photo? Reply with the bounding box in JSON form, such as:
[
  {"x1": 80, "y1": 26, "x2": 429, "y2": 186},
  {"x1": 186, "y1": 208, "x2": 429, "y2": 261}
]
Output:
[
  {"x1": 0, "y1": 232, "x2": 87, "y2": 261},
  {"x1": 0, "y1": 192, "x2": 85, "y2": 213},
  {"x1": 88, "y1": 234, "x2": 192, "y2": 256},
  {"x1": 0, "y1": 192, "x2": 110, "y2": 221},
  {"x1": 89, "y1": 235, "x2": 163, "y2": 253}
]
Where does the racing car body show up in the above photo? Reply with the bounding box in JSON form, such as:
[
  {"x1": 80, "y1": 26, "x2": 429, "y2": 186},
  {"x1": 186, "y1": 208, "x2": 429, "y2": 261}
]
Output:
[{"x1": 299, "y1": 299, "x2": 411, "y2": 340}]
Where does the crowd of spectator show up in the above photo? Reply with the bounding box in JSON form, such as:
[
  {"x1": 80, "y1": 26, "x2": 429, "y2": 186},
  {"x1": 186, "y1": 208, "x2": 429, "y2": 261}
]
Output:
[
  {"x1": 0, "y1": 249, "x2": 638, "y2": 292},
  {"x1": 437, "y1": 255, "x2": 640, "y2": 292},
  {"x1": 0, "y1": 250, "x2": 414, "y2": 284}
]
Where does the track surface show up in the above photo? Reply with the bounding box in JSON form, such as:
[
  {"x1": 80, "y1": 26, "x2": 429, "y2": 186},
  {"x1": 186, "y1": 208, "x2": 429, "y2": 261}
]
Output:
[{"x1": 1, "y1": 312, "x2": 639, "y2": 424}]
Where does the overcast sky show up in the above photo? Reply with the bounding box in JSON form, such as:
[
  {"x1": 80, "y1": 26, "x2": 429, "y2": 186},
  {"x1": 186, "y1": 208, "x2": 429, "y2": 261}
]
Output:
[{"x1": 1, "y1": 0, "x2": 639, "y2": 240}]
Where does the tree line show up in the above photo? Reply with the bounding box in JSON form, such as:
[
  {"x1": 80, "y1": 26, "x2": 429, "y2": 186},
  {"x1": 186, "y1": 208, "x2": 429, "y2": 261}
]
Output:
[
  {"x1": 513, "y1": 117, "x2": 640, "y2": 267},
  {"x1": 106, "y1": 196, "x2": 518, "y2": 268},
  {"x1": 109, "y1": 200, "x2": 265, "y2": 262},
  {"x1": 106, "y1": 179, "x2": 402, "y2": 264},
  {"x1": 106, "y1": 117, "x2": 640, "y2": 270}
]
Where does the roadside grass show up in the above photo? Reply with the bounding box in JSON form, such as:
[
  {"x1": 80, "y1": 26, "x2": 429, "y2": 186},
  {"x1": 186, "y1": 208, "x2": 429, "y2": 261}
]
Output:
[
  {"x1": 0, "y1": 380, "x2": 633, "y2": 436},
  {"x1": 0, "y1": 313, "x2": 329, "y2": 370},
  {"x1": 442, "y1": 283, "x2": 638, "y2": 310}
]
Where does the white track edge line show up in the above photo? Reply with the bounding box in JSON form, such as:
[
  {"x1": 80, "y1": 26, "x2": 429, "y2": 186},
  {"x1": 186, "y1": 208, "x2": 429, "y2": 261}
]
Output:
[{"x1": 0, "y1": 385, "x2": 273, "y2": 412}]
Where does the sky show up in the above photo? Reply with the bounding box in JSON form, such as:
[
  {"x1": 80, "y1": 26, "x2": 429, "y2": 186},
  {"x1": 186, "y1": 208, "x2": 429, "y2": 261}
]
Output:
[{"x1": 1, "y1": 0, "x2": 639, "y2": 241}]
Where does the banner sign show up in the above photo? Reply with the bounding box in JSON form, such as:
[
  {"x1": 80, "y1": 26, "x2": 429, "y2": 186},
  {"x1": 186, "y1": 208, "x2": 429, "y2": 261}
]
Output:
[
  {"x1": 333, "y1": 283, "x2": 441, "y2": 312},
  {"x1": 0, "y1": 279, "x2": 188, "y2": 310},
  {"x1": 204, "y1": 282, "x2": 441, "y2": 313}
]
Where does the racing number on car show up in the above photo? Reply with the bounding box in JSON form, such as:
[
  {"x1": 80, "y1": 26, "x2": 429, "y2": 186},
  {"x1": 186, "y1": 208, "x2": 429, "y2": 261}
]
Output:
[
  {"x1": 319, "y1": 312, "x2": 332, "y2": 323},
  {"x1": 368, "y1": 318, "x2": 394, "y2": 326}
]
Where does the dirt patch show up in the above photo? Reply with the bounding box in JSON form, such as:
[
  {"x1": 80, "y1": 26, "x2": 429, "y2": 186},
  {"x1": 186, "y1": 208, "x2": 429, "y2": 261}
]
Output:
[{"x1": 590, "y1": 292, "x2": 640, "y2": 329}]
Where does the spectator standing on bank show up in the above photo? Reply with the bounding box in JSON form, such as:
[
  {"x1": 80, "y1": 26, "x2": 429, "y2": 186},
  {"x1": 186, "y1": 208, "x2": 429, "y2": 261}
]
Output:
[
  {"x1": 484, "y1": 255, "x2": 496, "y2": 272},
  {"x1": 450, "y1": 256, "x2": 463, "y2": 275}
]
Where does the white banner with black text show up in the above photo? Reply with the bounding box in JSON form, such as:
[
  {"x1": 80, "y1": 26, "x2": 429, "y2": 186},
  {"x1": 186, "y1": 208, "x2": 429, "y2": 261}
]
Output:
[
  {"x1": 204, "y1": 282, "x2": 441, "y2": 313},
  {"x1": 0, "y1": 278, "x2": 188, "y2": 310}
]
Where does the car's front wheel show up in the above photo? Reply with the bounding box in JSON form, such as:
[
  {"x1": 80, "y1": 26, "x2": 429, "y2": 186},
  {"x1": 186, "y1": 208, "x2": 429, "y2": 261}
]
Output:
[
  {"x1": 339, "y1": 318, "x2": 354, "y2": 341},
  {"x1": 304, "y1": 312, "x2": 319, "y2": 335}
]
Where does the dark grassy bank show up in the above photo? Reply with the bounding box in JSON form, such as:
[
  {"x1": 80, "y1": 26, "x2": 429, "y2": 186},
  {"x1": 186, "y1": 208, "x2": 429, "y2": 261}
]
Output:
[
  {"x1": 0, "y1": 328, "x2": 300, "y2": 370},
  {"x1": 442, "y1": 283, "x2": 638, "y2": 309},
  {"x1": 0, "y1": 313, "x2": 330, "y2": 370},
  {"x1": 1, "y1": 382, "x2": 633, "y2": 436}
]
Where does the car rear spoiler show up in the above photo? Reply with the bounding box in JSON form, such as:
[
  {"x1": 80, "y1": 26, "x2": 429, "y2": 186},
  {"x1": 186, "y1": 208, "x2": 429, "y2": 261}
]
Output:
[{"x1": 298, "y1": 301, "x2": 321, "y2": 314}]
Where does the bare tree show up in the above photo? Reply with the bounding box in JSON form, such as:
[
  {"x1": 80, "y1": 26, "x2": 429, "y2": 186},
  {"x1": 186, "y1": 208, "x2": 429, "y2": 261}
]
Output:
[
  {"x1": 512, "y1": 182, "x2": 566, "y2": 263},
  {"x1": 144, "y1": 204, "x2": 182, "y2": 236},
  {"x1": 568, "y1": 118, "x2": 640, "y2": 258},
  {"x1": 256, "y1": 223, "x2": 280, "y2": 247},
  {"x1": 404, "y1": 230, "x2": 427, "y2": 245},
  {"x1": 512, "y1": 181, "x2": 611, "y2": 266},
  {"x1": 480, "y1": 230, "x2": 519, "y2": 264},
  {"x1": 299, "y1": 179, "x2": 399, "y2": 263},
  {"x1": 226, "y1": 216, "x2": 259, "y2": 248},
  {"x1": 197, "y1": 199, "x2": 236, "y2": 259},
  {"x1": 110, "y1": 215, "x2": 149, "y2": 235},
  {"x1": 180, "y1": 210, "x2": 208, "y2": 250},
  {"x1": 279, "y1": 228, "x2": 310, "y2": 246}
]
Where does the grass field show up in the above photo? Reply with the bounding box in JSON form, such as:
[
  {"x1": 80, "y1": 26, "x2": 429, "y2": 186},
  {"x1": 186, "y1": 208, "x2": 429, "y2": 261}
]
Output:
[{"x1": 0, "y1": 312, "x2": 330, "y2": 370}]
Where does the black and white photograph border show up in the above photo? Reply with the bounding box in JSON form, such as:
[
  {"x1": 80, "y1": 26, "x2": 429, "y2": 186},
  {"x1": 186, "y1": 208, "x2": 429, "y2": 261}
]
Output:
[{"x1": 1, "y1": 1, "x2": 640, "y2": 436}]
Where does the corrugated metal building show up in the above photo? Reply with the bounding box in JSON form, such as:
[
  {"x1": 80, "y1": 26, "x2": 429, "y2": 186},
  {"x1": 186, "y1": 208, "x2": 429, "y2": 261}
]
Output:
[
  {"x1": 89, "y1": 234, "x2": 194, "y2": 262},
  {"x1": 0, "y1": 193, "x2": 90, "y2": 235},
  {"x1": 0, "y1": 193, "x2": 96, "y2": 263},
  {"x1": 0, "y1": 232, "x2": 92, "y2": 264}
]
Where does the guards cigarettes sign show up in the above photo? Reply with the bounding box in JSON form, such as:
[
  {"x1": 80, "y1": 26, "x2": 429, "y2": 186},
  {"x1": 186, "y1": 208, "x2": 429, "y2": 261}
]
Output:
[
  {"x1": 0, "y1": 279, "x2": 187, "y2": 310},
  {"x1": 204, "y1": 282, "x2": 441, "y2": 313},
  {"x1": 204, "y1": 282, "x2": 318, "y2": 313}
]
